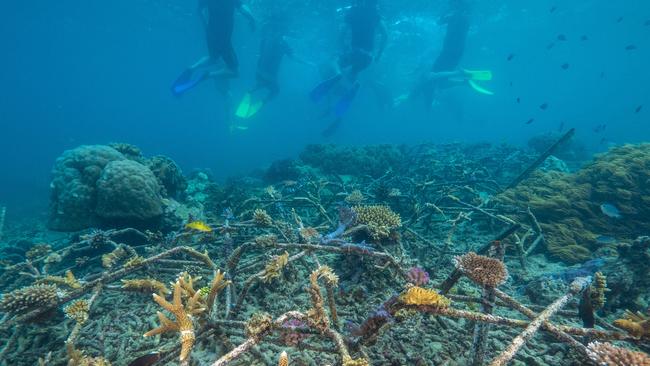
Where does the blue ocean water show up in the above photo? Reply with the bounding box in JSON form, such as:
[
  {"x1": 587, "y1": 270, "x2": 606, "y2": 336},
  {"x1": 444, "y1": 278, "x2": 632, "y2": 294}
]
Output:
[{"x1": 0, "y1": 0, "x2": 649, "y2": 214}]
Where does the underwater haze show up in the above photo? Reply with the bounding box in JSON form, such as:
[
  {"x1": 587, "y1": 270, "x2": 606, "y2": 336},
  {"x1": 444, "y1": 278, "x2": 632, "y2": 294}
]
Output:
[{"x1": 1, "y1": 0, "x2": 650, "y2": 365}]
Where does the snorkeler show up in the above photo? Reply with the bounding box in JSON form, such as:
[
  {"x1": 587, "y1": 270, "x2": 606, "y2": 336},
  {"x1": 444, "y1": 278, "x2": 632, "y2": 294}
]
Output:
[
  {"x1": 234, "y1": 13, "x2": 315, "y2": 121},
  {"x1": 171, "y1": 0, "x2": 256, "y2": 97},
  {"x1": 396, "y1": 0, "x2": 493, "y2": 108},
  {"x1": 310, "y1": 0, "x2": 388, "y2": 136}
]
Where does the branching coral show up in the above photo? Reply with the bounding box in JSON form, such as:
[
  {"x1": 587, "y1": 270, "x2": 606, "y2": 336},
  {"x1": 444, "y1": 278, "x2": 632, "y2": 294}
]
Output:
[
  {"x1": 453, "y1": 252, "x2": 508, "y2": 288},
  {"x1": 260, "y1": 252, "x2": 289, "y2": 283},
  {"x1": 26, "y1": 244, "x2": 52, "y2": 260},
  {"x1": 586, "y1": 341, "x2": 650, "y2": 366},
  {"x1": 101, "y1": 247, "x2": 127, "y2": 269},
  {"x1": 64, "y1": 299, "x2": 90, "y2": 324},
  {"x1": 67, "y1": 342, "x2": 112, "y2": 366},
  {"x1": 352, "y1": 205, "x2": 402, "y2": 241},
  {"x1": 38, "y1": 270, "x2": 82, "y2": 289},
  {"x1": 613, "y1": 310, "x2": 650, "y2": 338},
  {"x1": 246, "y1": 312, "x2": 273, "y2": 339},
  {"x1": 144, "y1": 278, "x2": 204, "y2": 362},
  {"x1": 345, "y1": 190, "x2": 365, "y2": 205},
  {"x1": 207, "y1": 270, "x2": 230, "y2": 313},
  {"x1": 253, "y1": 209, "x2": 273, "y2": 227},
  {"x1": 121, "y1": 278, "x2": 170, "y2": 296},
  {"x1": 590, "y1": 272, "x2": 608, "y2": 310},
  {"x1": 278, "y1": 351, "x2": 289, "y2": 366},
  {"x1": 123, "y1": 255, "x2": 145, "y2": 268},
  {"x1": 398, "y1": 286, "x2": 451, "y2": 308},
  {"x1": 306, "y1": 266, "x2": 339, "y2": 332},
  {"x1": 0, "y1": 284, "x2": 60, "y2": 316}
]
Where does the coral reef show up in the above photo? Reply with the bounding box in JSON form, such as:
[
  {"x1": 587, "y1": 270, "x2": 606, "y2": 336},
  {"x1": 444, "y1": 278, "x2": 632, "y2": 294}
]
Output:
[
  {"x1": 299, "y1": 144, "x2": 404, "y2": 177},
  {"x1": 121, "y1": 278, "x2": 170, "y2": 296},
  {"x1": 399, "y1": 287, "x2": 451, "y2": 307},
  {"x1": 147, "y1": 155, "x2": 188, "y2": 199},
  {"x1": 260, "y1": 251, "x2": 289, "y2": 282},
  {"x1": 0, "y1": 283, "x2": 59, "y2": 316},
  {"x1": 278, "y1": 351, "x2": 289, "y2": 366},
  {"x1": 64, "y1": 299, "x2": 90, "y2": 324},
  {"x1": 586, "y1": 342, "x2": 650, "y2": 366},
  {"x1": 352, "y1": 205, "x2": 402, "y2": 241},
  {"x1": 406, "y1": 266, "x2": 430, "y2": 286},
  {"x1": 96, "y1": 160, "x2": 163, "y2": 222},
  {"x1": 613, "y1": 310, "x2": 650, "y2": 339},
  {"x1": 453, "y1": 252, "x2": 508, "y2": 288}
]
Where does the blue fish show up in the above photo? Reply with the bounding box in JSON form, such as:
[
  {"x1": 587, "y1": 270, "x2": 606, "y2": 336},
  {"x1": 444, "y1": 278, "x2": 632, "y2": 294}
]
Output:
[
  {"x1": 595, "y1": 235, "x2": 616, "y2": 245},
  {"x1": 543, "y1": 259, "x2": 606, "y2": 283},
  {"x1": 600, "y1": 203, "x2": 622, "y2": 219}
]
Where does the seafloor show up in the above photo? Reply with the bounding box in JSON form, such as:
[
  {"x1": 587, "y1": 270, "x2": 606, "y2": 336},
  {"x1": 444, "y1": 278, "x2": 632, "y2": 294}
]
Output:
[{"x1": 0, "y1": 138, "x2": 649, "y2": 366}]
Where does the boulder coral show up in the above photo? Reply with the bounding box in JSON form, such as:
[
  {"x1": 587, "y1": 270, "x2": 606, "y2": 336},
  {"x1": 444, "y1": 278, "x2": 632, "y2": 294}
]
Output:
[
  {"x1": 496, "y1": 144, "x2": 650, "y2": 263},
  {"x1": 48, "y1": 144, "x2": 182, "y2": 231},
  {"x1": 96, "y1": 160, "x2": 163, "y2": 222}
]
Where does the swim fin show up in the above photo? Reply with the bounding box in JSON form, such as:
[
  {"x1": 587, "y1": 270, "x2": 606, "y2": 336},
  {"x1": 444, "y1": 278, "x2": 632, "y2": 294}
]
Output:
[
  {"x1": 235, "y1": 93, "x2": 265, "y2": 119},
  {"x1": 463, "y1": 69, "x2": 493, "y2": 81},
  {"x1": 334, "y1": 83, "x2": 360, "y2": 118},
  {"x1": 310, "y1": 74, "x2": 343, "y2": 103},
  {"x1": 172, "y1": 68, "x2": 210, "y2": 97},
  {"x1": 468, "y1": 79, "x2": 494, "y2": 95}
]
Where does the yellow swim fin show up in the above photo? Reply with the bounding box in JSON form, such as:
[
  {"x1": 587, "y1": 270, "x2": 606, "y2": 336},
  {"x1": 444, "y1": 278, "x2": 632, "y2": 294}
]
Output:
[
  {"x1": 463, "y1": 69, "x2": 493, "y2": 81},
  {"x1": 468, "y1": 79, "x2": 494, "y2": 95},
  {"x1": 235, "y1": 93, "x2": 252, "y2": 119}
]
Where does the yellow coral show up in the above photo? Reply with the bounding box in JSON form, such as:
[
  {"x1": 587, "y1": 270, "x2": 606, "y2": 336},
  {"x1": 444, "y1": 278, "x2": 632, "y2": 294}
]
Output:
[
  {"x1": 123, "y1": 256, "x2": 145, "y2": 268},
  {"x1": 253, "y1": 209, "x2": 273, "y2": 227},
  {"x1": 101, "y1": 247, "x2": 127, "y2": 268},
  {"x1": 260, "y1": 251, "x2": 289, "y2": 283},
  {"x1": 353, "y1": 205, "x2": 402, "y2": 240},
  {"x1": 64, "y1": 299, "x2": 90, "y2": 324},
  {"x1": 144, "y1": 279, "x2": 203, "y2": 362},
  {"x1": 207, "y1": 270, "x2": 231, "y2": 312},
  {"x1": 342, "y1": 356, "x2": 370, "y2": 366},
  {"x1": 38, "y1": 270, "x2": 82, "y2": 289},
  {"x1": 121, "y1": 278, "x2": 170, "y2": 296},
  {"x1": 590, "y1": 272, "x2": 608, "y2": 310},
  {"x1": 399, "y1": 286, "x2": 451, "y2": 307},
  {"x1": 278, "y1": 351, "x2": 289, "y2": 366},
  {"x1": 613, "y1": 310, "x2": 650, "y2": 338}
]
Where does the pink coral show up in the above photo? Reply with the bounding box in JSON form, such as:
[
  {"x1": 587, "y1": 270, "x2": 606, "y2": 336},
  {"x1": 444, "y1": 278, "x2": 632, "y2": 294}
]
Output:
[{"x1": 407, "y1": 267, "x2": 430, "y2": 286}]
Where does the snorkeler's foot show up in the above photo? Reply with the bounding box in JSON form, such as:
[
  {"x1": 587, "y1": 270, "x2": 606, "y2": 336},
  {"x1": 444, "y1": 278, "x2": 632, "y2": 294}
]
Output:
[
  {"x1": 462, "y1": 69, "x2": 494, "y2": 96},
  {"x1": 334, "y1": 83, "x2": 360, "y2": 118},
  {"x1": 235, "y1": 93, "x2": 265, "y2": 119},
  {"x1": 321, "y1": 118, "x2": 342, "y2": 137},
  {"x1": 171, "y1": 68, "x2": 210, "y2": 97},
  {"x1": 309, "y1": 74, "x2": 343, "y2": 103}
]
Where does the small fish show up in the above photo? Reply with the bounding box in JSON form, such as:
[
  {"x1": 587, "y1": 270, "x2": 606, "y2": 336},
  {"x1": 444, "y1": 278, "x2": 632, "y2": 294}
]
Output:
[
  {"x1": 526, "y1": 118, "x2": 535, "y2": 125},
  {"x1": 128, "y1": 353, "x2": 161, "y2": 366},
  {"x1": 557, "y1": 34, "x2": 567, "y2": 41},
  {"x1": 616, "y1": 16, "x2": 623, "y2": 23},
  {"x1": 625, "y1": 45, "x2": 637, "y2": 51},
  {"x1": 580, "y1": 35, "x2": 589, "y2": 41},
  {"x1": 507, "y1": 53, "x2": 515, "y2": 61},
  {"x1": 185, "y1": 221, "x2": 212, "y2": 232},
  {"x1": 540, "y1": 103, "x2": 549, "y2": 110},
  {"x1": 600, "y1": 71, "x2": 605, "y2": 78},
  {"x1": 595, "y1": 235, "x2": 617, "y2": 245},
  {"x1": 516, "y1": 97, "x2": 521, "y2": 104},
  {"x1": 550, "y1": 6, "x2": 557, "y2": 13},
  {"x1": 600, "y1": 203, "x2": 622, "y2": 219},
  {"x1": 635, "y1": 105, "x2": 643, "y2": 113},
  {"x1": 645, "y1": 19, "x2": 650, "y2": 26},
  {"x1": 546, "y1": 42, "x2": 556, "y2": 50},
  {"x1": 561, "y1": 63, "x2": 570, "y2": 70}
]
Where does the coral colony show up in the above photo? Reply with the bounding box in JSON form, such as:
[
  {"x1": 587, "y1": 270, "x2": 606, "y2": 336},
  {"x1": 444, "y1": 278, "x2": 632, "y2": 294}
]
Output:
[{"x1": 1, "y1": 141, "x2": 650, "y2": 365}]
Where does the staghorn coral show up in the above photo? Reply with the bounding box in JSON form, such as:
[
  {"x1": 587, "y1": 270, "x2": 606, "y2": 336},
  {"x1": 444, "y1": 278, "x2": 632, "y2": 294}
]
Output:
[
  {"x1": 255, "y1": 234, "x2": 278, "y2": 247},
  {"x1": 345, "y1": 190, "x2": 365, "y2": 205},
  {"x1": 260, "y1": 252, "x2": 289, "y2": 283},
  {"x1": 613, "y1": 310, "x2": 650, "y2": 338},
  {"x1": 0, "y1": 284, "x2": 60, "y2": 316},
  {"x1": 586, "y1": 342, "x2": 650, "y2": 366},
  {"x1": 399, "y1": 286, "x2": 451, "y2": 308},
  {"x1": 67, "y1": 343, "x2": 112, "y2": 366},
  {"x1": 253, "y1": 209, "x2": 273, "y2": 227},
  {"x1": 453, "y1": 252, "x2": 508, "y2": 288},
  {"x1": 64, "y1": 299, "x2": 90, "y2": 324},
  {"x1": 590, "y1": 272, "x2": 608, "y2": 310},
  {"x1": 206, "y1": 270, "x2": 231, "y2": 313},
  {"x1": 306, "y1": 266, "x2": 340, "y2": 332},
  {"x1": 26, "y1": 244, "x2": 52, "y2": 260},
  {"x1": 278, "y1": 351, "x2": 289, "y2": 366},
  {"x1": 144, "y1": 277, "x2": 206, "y2": 362},
  {"x1": 342, "y1": 356, "x2": 371, "y2": 366},
  {"x1": 102, "y1": 247, "x2": 127, "y2": 269},
  {"x1": 353, "y1": 205, "x2": 402, "y2": 241},
  {"x1": 121, "y1": 278, "x2": 170, "y2": 296},
  {"x1": 38, "y1": 270, "x2": 82, "y2": 289},
  {"x1": 123, "y1": 255, "x2": 145, "y2": 268}
]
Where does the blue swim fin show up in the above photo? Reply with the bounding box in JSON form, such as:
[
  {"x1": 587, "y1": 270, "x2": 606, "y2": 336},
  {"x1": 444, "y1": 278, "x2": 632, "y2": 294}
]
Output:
[
  {"x1": 334, "y1": 83, "x2": 360, "y2": 118},
  {"x1": 309, "y1": 74, "x2": 343, "y2": 103},
  {"x1": 171, "y1": 68, "x2": 210, "y2": 97}
]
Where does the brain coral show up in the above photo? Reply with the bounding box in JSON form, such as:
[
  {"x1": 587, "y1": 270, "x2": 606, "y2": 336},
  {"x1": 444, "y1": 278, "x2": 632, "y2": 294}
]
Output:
[
  {"x1": 48, "y1": 145, "x2": 125, "y2": 231},
  {"x1": 96, "y1": 160, "x2": 163, "y2": 221}
]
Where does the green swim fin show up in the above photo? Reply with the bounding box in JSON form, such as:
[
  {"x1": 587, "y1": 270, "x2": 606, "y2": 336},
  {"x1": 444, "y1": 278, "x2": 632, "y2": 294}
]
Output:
[
  {"x1": 468, "y1": 79, "x2": 494, "y2": 95},
  {"x1": 463, "y1": 69, "x2": 493, "y2": 81},
  {"x1": 245, "y1": 100, "x2": 264, "y2": 119},
  {"x1": 235, "y1": 93, "x2": 252, "y2": 119}
]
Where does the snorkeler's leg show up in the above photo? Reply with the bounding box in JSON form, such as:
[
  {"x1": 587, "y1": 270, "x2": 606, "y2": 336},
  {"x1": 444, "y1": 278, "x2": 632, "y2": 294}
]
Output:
[
  {"x1": 209, "y1": 44, "x2": 240, "y2": 80},
  {"x1": 190, "y1": 56, "x2": 213, "y2": 70},
  {"x1": 322, "y1": 118, "x2": 343, "y2": 137}
]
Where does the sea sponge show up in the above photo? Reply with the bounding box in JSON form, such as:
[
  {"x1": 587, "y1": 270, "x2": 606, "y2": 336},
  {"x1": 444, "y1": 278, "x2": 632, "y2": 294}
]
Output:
[
  {"x1": 353, "y1": 205, "x2": 402, "y2": 241},
  {"x1": 0, "y1": 284, "x2": 60, "y2": 316},
  {"x1": 586, "y1": 342, "x2": 650, "y2": 366},
  {"x1": 48, "y1": 145, "x2": 125, "y2": 231},
  {"x1": 399, "y1": 286, "x2": 451, "y2": 308},
  {"x1": 453, "y1": 252, "x2": 508, "y2": 288},
  {"x1": 96, "y1": 160, "x2": 163, "y2": 221}
]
